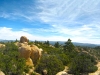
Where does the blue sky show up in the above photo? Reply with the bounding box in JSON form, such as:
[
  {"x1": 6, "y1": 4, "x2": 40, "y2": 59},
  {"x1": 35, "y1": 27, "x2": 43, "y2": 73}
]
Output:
[{"x1": 0, "y1": 0, "x2": 100, "y2": 44}]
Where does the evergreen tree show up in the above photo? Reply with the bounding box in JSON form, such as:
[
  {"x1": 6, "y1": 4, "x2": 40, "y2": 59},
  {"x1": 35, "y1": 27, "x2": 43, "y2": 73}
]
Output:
[
  {"x1": 63, "y1": 39, "x2": 75, "y2": 52},
  {"x1": 44, "y1": 40, "x2": 50, "y2": 46},
  {"x1": 54, "y1": 42, "x2": 60, "y2": 48},
  {"x1": 15, "y1": 39, "x2": 18, "y2": 42}
]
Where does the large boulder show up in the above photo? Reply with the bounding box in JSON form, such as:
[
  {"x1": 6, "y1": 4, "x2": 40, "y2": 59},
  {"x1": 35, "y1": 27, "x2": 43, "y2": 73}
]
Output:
[
  {"x1": 18, "y1": 45, "x2": 33, "y2": 66},
  {"x1": 17, "y1": 36, "x2": 43, "y2": 66},
  {"x1": 15, "y1": 42, "x2": 28, "y2": 47},
  {"x1": 18, "y1": 45, "x2": 31, "y2": 59},
  {"x1": 26, "y1": 58, "x2": 34, "y2": 66},
  {"x1": 42, "y1": 70, "x2": 48, "y2": 75},
  {"x1": 0, "y1": 71, "x2": 5, "y2": 75},
  {"x1": 20, "y1": 36, "x2": 29, "y2": 43},
  {"x1": 30, "y1": 45, "x2": 43, "y2": 65}
]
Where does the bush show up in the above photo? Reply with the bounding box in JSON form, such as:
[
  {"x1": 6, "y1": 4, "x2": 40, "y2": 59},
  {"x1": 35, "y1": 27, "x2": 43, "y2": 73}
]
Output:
[
  {"x1": 0, "y1": 42, "x2": 28, "y2": 75},
  {"x1": 57, "y1": 54, "x2": 70, "y2": 65},
  {"x1": 35, "y1": 54, "x2": 64, "y2": 75},
  {"x1": 68, "y1": 52, "x2": 98, "y2": 75}
]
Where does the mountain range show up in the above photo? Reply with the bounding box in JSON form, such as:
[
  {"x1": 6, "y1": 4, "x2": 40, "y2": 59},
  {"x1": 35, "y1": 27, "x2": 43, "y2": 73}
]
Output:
[{"x1": 0, "y1": 40, "x2": 100, "y2": 48}]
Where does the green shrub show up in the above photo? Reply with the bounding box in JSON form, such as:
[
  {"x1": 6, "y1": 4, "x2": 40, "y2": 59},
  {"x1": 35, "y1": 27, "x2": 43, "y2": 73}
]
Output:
[
  {"x1": 35, "y1": 54, "x2": 64, "y2": 75},
  {"x1": 68, "y1": 52, "x2": 97, "y2": 75},
  {"x1": 0, "y1": 42, "x2": 28, "y2": 75}
]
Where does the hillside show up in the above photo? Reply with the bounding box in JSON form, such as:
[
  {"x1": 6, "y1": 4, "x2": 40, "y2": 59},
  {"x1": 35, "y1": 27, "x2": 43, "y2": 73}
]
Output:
[
  {"x1": 0, "y1": 40, "x2": 99, "y2": 48},
  {"x1": 0, "y1": 37, "x2": 100, "y2": 75}
]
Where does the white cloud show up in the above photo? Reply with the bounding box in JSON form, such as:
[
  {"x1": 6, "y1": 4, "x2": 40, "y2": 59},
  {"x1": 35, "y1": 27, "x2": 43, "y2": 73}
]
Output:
[
  {"x1": 35, "y1": 0, "x2": 100, "y2": 44},
  {"x1": 38, "y1": 0, "x2": 100, "y2": 23},
  {"x1": 0, "y1": 27, "x2": 100, "y2": 44},
  {"x1": 0, "y1": 0, "x2": 100, "y2": 44},
  {"x1": 0, "y1": 27, "x2": 44, "y2": 40}
]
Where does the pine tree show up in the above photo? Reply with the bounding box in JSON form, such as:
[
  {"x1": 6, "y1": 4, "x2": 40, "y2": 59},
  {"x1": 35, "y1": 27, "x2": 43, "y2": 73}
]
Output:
[
  {"x1": 44, "y1": 40, "x2": 50, "y2": 46},
  {"x1": 54, "y1": 42, "x2": 60, "y2": 48},
  {"x1": 63, "y1": 39, "x2": 75, "y2": 52}
]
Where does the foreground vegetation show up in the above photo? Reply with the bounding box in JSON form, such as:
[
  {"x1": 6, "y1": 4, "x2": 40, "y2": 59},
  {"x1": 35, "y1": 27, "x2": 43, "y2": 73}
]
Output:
[{"x1": 0, "y1": 39, "x2": 100, "y2": 75}]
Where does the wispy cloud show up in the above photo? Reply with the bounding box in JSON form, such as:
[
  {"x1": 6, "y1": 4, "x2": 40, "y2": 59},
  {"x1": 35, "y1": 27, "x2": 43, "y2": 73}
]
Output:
[
  {"x1": 0, "y1": 27, "x2": 68, "y2": 41},
  {"x1": 38, "y1": 0, "x2": 100, "y2": 23},
  {"x1": 0, "y1": 27, "x2": 100, "y2": 44},
  {"x1": 0, "y1": 0, "x2": 100, "y2": 44},
  {"x1": 35, "y1": 0, "x2": 100, "y2": 43},
  {"x1": 0, "y1": 0, "x2": 40, "y2": 21},
  {"x1": 0, "y1": 27, "x2": 45, "y2": 40}
]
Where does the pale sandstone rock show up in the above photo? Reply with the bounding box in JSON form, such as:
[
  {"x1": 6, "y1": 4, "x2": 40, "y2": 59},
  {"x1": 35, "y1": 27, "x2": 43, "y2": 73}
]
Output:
[
  {"x1": 30, "y1": 45, "x2": 43, "y2": 65},
  {"x1": 18, "y1": 43, "x2": 24, "y2": 47},
  {"x1": 42, "y1": 70, "x2": 48, "y2": 75},
  {"x1": 20, "y1": 36, "x2": 29, "y2": 43},
  {"x1": 0, "y1": 71, "x2": 5, "y2": 75},
  {"x1": 18, "y1": 36, "x2": 42, "y2": 67},
  {"x1": 18, "y1": 45, "x2": 34, "y2": 66},
  {"x1": 26, "y1": 58, "x2": 34, "y2": 66},
  {"x1": 0, "y1": 44, "x2": 5, "y2": 48},
  {"x1": 18, "y1": 45, "x2": 31, "y2": 59},
  {"x1": 14, "y1": 42, "x2": 19, "y2": 46},
  {"x1": 15, "y1": 42, "x2": 28, "y2": 47},
  {"x1": 56, "y1": 71, "x2": 68, "y2": 75}
]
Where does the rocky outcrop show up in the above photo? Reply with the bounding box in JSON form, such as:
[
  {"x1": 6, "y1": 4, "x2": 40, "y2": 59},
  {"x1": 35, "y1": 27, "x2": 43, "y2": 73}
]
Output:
[
  {"x1": 0, "y1": 71, "x2": 5, "y2": 75},
  {"x1": 30, "y1": 45, "x2": 43, "y2": 65},
  {"x1": 15, "y1": 36, "x2": 43, "y2": 75},
  {"x1": 15, "y1": 36, "x2": 43, "y2": 67},
  {"x1": 18, "y1": 45, "x2": 33, "y2": 66},
  {"x1": 18, "y1": 45, "x2": 31, "y2": 59},
  {"x1": 20, "y1": 36, "x2": 29, "y2": 43},
  {"x1": 0, "y1": 43, "x2": 5, "y2": 48},
  {"x1": 42, "y1": 70, "x2": 47, "y2": 75}
]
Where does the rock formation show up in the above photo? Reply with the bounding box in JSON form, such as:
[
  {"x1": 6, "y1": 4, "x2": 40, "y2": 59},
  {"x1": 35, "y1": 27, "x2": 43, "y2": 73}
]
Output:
[
  {"x1": 0, "y1": 43, "x2": 5, "y2": 48},
  {"x1": 20, "y1": 36, "x2": 29, "y2": 43},
  {"x1": 15, "y1": 36, "x2": 43, "y2": 67},
  {"x1": 18, "y1": 45, "x2": 33, "y2": 66},
  {"x1": 18, "y1": 45, "x2": 31, "y2": 59},
  {"x1": 30, "y1": 45, "x2": 43, "y2": 65},
  {"x1": 0, "y1": 71, "x2": 5, "y2": 75},
  {"x1": 14, "y1": 36, "x2": 43, "y2": 75},
  {"x1": 42, "y1": 70, "x2": 47, "y2": 75}
]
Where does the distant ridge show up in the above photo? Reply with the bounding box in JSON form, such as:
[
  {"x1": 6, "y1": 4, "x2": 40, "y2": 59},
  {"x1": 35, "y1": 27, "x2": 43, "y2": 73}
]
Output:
[
  {"x1": 49, "y1": 41, "x2": 100, "y2": 48},
  {"x1": 0, "y1": 40, "x2": 15, "y2": 42},
  {"x1": 0, "y1": 40, "x2": 99, "y2": 48},
  {"x1": 72, "y1": 42, "x2": 99, "y2": 48}
]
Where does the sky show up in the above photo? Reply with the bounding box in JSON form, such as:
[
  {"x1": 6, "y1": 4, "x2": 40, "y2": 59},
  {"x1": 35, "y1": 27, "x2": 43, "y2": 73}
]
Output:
[{"x1": 0, "y1": 0, "x2": 100, "y2": 44}]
